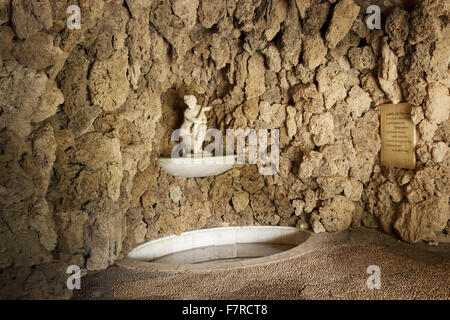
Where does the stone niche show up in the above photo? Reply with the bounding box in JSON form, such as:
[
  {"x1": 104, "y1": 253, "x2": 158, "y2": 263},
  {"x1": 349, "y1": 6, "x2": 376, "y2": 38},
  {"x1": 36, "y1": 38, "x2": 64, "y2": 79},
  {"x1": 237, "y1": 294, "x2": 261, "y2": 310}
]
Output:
[{"x1": 0, "y1": 0, "x2": 449, "y2": 299}]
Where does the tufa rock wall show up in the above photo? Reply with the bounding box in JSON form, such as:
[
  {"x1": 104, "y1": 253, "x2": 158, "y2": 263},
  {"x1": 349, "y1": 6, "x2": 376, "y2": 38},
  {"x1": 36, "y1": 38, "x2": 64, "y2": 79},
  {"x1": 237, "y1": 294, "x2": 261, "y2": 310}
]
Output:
[{"x1": 0, "y1": 0, "x2": 448, "y2": 299}]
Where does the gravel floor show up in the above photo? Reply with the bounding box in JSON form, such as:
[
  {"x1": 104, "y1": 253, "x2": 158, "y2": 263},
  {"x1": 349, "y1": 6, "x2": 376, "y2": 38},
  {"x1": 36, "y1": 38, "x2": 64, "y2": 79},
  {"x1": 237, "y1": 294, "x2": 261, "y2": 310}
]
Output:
[{"x1": 73, "y1": 229, "x2": 450, "y2": 300}]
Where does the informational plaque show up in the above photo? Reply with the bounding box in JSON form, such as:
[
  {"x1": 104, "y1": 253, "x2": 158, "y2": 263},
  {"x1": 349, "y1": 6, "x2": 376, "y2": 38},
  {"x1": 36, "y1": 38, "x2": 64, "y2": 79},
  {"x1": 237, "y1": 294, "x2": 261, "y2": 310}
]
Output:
[{"x1": 380, "y1": 103, "x2": 416, "y2": 170}]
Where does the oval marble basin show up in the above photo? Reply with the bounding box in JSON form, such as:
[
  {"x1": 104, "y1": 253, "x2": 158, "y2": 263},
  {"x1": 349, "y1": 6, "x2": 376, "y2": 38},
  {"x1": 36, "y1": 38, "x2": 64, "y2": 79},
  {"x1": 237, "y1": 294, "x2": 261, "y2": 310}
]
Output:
[
  {"x1": 159, "y1": 155, "x2": 236, "y2": 178},
  {"x1": 125, "y1": 226, "x2": 309, "y2": 268}
]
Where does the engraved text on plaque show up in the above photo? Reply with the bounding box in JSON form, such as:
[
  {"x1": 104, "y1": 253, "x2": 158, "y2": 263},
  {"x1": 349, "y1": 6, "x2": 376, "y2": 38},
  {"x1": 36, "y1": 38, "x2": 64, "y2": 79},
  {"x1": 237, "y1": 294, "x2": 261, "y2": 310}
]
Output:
[{"x1": 380, "y1": 103, "x2": 416, "y2": 170}]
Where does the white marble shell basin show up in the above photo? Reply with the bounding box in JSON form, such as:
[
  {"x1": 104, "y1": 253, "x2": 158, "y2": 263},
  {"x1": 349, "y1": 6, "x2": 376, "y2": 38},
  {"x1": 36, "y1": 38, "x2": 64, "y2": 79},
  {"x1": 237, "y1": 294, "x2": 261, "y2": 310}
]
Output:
[
  {"x1": 159, "y1": 155, "x2": 236, "y2": 178},
  {"x1": 128, "y1": 226, "x2": 308, "y2": 264}
]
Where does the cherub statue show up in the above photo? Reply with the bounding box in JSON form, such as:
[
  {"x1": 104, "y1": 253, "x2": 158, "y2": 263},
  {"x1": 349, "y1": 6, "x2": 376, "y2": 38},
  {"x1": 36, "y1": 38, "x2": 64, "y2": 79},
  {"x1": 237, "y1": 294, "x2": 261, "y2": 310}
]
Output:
[{"x1": 180, "y1": 95, "x2": 212, "y2": 155}]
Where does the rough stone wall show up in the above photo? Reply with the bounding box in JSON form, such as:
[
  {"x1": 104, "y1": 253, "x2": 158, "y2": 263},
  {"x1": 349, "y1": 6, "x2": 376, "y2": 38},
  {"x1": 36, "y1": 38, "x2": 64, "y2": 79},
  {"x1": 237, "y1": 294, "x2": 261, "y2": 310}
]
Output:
[{"x1": 0, "y1": 0, "x2": 448, "y2": 299}]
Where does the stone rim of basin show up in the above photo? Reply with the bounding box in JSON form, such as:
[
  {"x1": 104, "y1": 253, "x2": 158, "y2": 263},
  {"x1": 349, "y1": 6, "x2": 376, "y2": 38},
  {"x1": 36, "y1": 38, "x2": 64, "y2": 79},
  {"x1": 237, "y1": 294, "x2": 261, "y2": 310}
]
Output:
[{"x1": 117, "y1": 226, "x2": 310, "y2": 271}]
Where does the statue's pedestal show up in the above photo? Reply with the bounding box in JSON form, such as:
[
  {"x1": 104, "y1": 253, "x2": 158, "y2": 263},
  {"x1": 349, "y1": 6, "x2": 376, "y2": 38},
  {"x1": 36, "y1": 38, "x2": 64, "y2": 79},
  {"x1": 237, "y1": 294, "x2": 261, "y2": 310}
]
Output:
[{"x1": 159, "y1": 155, "x2": 236, "y2": 178}]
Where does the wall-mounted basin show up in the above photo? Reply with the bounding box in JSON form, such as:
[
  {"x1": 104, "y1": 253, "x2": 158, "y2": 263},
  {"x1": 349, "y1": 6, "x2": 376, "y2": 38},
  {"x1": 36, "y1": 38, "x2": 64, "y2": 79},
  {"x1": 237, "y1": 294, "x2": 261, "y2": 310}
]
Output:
[{"x1": 159, "y1": 155, "x2": 236, "y2": 178}]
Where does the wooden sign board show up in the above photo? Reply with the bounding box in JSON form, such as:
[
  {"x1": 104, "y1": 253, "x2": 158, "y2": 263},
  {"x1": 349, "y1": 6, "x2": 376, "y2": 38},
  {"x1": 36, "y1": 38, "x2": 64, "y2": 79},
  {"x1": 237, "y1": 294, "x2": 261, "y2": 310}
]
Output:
[{"x1": 380, "y1": 103, "x2": 416, "y2": 170}]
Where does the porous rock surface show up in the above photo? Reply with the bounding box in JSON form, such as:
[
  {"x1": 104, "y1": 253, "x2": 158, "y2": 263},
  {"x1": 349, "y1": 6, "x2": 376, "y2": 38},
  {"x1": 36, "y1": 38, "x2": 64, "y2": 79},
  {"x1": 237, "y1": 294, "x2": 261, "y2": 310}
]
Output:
[{"x1": 0, "y1": 0, "x2": 448, "y2": 299}]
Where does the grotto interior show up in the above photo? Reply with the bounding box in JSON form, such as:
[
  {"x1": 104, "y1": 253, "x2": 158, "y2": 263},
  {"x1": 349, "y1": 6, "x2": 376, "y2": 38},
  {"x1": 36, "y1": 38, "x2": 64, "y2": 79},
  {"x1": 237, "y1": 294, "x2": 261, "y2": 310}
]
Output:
[{"x1": 0, "y1": 0, "x2": 449, "y2": 300}]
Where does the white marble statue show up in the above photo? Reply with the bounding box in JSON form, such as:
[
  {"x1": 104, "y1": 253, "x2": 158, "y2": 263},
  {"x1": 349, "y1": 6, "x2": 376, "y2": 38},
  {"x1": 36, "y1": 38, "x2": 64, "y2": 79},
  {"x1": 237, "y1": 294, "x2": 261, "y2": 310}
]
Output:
[{"x1": 180, "y1": 95, "x2": 212, "y2": 155}]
